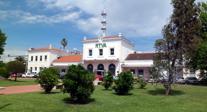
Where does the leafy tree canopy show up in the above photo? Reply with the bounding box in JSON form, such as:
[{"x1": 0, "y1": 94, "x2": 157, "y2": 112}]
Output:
[{"x1": 0, "y1": 29, "x2": 7, "y2": 55}]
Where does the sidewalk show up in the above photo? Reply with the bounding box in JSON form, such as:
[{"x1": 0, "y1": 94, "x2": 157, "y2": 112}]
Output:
[{"x1": 0, "y1": 85, "x2": 42, "y2": 95}]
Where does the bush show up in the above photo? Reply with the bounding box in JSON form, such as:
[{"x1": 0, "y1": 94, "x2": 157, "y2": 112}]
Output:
[
  {"x1": 63, "y1": 65, "x2": 94, "y2": 104},
  {"x1": 103, "y1": 72, "x2": 113, "y2": 90},
  {"x1": 0, "y1": 67, "x2": 9, "y2": 78},
  {"x1": 113, "y1": 71, "x2": 133, "y2": 95},
  {"x1": 138, "y1": 77, "x2": 147, "y2": 89},
  {"x1": 38, "y1": 67, "x2": 59, "y2": 93}
]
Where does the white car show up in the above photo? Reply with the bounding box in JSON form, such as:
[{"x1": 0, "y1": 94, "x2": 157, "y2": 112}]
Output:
[{"x1": 22, "y1": 73, "x2": 36, "y2": 78}]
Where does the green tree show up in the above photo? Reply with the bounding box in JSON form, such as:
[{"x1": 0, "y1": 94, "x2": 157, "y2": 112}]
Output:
[
  {"x1": 38, "y1": 67, "x2": 59, "y2": 93},
  {"x1": 103, "y1": 72, "x2": 113, "y2": 90},
  {"x1": 15, "y1": 56, "x2": 26, "y2": 64},
  {"x1": 152, "y1": 0, "x2": 201, "y2": 95},
  {"x1": 189, "y1": 2, "x2": 207, "y2": 78},
  {"x1": 0, "y1": 29, "x2": 7, "y2": 55},
  {"x1": 137, "y1": 77, "x2": 147, "y2": 89},
  {"x1": 0, "y1": 62, "x2": 9, "y2": 78},
  {"x1": 6, "y1": 61, "x2": 25, "y2": 81},
  {"x1": 0, "y1": 66, "x2": 9, "y2": 78},
  {"x1": 113, "y1": 72, "x2": 133, "y2": 95},
  {"x1": 63, "y1": 65, "x2": 94, "y2": 104},
  {"x1": 61, "y1": 38, "x2": 68, "y2": 50}
]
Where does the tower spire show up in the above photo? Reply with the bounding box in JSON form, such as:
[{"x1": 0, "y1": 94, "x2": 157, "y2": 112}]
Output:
[{"x1": 101, "y1": 8, "x2": 107, "y2": 37}]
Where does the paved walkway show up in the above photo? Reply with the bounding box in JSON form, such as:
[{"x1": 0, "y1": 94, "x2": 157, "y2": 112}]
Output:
[{"x1": 0, "y1": 85, "x2": 42, "y2": 95}]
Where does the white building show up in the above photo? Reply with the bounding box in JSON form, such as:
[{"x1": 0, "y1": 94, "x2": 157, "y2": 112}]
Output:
[
  {"x1": 82, "y1": 34, "x2": 134, "y2": 76},
  {"x1": 27, "y1": 45, "x2": 66, "y2": 74}
]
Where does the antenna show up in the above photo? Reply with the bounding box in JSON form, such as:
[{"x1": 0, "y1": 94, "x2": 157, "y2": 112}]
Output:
[{"x1": 101, "y1": 9, "x2": 107, "y2": 37}]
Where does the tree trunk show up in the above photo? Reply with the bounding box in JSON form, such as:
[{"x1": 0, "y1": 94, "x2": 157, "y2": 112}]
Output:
[
  {"x1": 165, "y1": 83, "x2": 171, "y2": 95},
  {"x1": 14, "y1": 76, "x2": 17, "y2": 81}
]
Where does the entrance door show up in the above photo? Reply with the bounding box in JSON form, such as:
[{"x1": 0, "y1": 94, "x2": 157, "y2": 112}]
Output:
[
  {"x1": 108, "y1": 64, "x2": 116, "y2": 75},
  {"x1": 97, "y1": 64, "x2": 104, "y2": 75}
]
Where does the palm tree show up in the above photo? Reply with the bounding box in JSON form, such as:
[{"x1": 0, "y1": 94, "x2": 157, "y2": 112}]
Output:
[{"x1": 61, "y1": 38, "x2": 68, "y2": 50}]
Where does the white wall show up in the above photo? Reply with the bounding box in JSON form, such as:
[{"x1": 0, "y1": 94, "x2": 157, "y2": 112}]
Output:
[
  {"x1": 27, "y1": 52, "x2": 60, "y2": 74},
  {"x1": 83, "y1": 41, "x2": 122, "y2": 60},
  {"x1": 83, "y1": 37, "x2": 134, "y2": 75}
]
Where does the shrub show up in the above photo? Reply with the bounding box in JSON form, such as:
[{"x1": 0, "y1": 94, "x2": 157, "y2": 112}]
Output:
[
  {"x1": 138, "y1": 77, "x2": 147, "y2": 89},
  {"x1": 63, "y1": 65, "x2": 94, "y2": 104},
  {"x1": 113, "y1": 71, "x2": 133, "y2": 95},
  {"x1": 38, "y1": 67, "x2": 59, "y2": 93},
  {"x1": 103, "y1": 72, "x2": 113, "y2": 90},
  {"x1": 0, "y1": 67, "x2": 9, "y2": 78}
]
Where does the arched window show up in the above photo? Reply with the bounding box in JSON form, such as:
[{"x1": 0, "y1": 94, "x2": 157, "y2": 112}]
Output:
[
  {"x1": 97, "y1": 64, "x2": 104, "y2": 70},
  {"x1": 87, "y1": 64, "x2": 93, "y2": 72},
  {"x1": 108, "y1": 64, "x2": 116, "y2": 75}
]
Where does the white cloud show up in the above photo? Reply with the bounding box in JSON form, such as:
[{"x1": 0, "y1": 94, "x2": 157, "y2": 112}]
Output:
[
  {"x1": 40, "y1": 0, "x2": 73, "y2": 11},
  {"x1": 2, "y1": 0, "x2": 207, "y2": 37},
  {"x1": 38, "y1": 0, "x2": 172, "y2": 37},
  {"x1": 0, "y1": 10, "x2": 80, "y2": 24}
]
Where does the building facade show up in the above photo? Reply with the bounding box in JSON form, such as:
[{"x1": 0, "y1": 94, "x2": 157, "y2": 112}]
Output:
[
  {"x1": 27, "y1": 45, "x2": 65, "y2": 74},
  {"x1": 82, "y1": 35, "x2": 134, "y2": 76},
  {"x1": 26, "y1": 35, "x2": 156, "y2": 80},
  {"x1": 52, "y1": 55, "x2": 82, "y2": 76}
]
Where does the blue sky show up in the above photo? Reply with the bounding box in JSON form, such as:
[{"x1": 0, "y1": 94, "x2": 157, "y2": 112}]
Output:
[{"x1": 0, "y1": 0, "x2": 206, "y2": 55}]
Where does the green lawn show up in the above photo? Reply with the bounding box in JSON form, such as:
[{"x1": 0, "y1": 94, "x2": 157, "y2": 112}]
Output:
[
  {"x1": 0, "y1": 84, "x2": 207, "y2": 112},
  {"x1": 0, "y1": 79, "x2": 38, "y2": 87}
]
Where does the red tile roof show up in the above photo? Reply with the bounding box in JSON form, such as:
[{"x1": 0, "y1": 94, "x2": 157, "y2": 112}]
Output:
[
  {"x1": 126, "y1": 52, "x2": 155, "y2": 60},
  {"x1": 53, "y1": 55, "x2": 82, "y2": 63}
]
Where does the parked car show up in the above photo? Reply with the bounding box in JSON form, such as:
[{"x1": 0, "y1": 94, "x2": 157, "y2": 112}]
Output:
[
  {"x1": 148, "y1": 78, "x2": 159, "y2": 83},
  {"x1": 199, "y1": 77, "x2": 207, "y2": 85},
  {"x1": 185, "y1": 77, "x2": 199, "y2": 84},
  {"x1": 22, "y1": 73, "x2": 36, "y2": 78},
  {"x1": 176, "y1": 77, "x2": 185, "y2": 84}
]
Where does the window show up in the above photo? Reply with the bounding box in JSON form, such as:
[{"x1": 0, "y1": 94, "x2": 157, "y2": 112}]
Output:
[
  {"x1": 138, "y1": 69, "x2": 144, "y2": 75},
  {"x1": 108, "y1": 64, "x2": 116, "y2": 75},
  {"x1": 30, "y1": 67, "x2": 32, "y2": 72},
  {"x1": 35, "y1": 56, "x2": 38, "y2": 61},
  {"x1": 110, "y1": 48, "x2": 114, "y2": 55},
  {"x1": 40, "y1": 67, "x2": 43, "y2": 71},
  {"x1": 61, "y1": 69, "x2": 66, "y2": 73},
  {"x1": 130, "y1": 69, "x2": 135, "y2": 74},
  {"x1": 87, "y1": 64, "x2": 93, "y2": 72},
  {"x1": 45, "y1": 55, "x2": 47, "y2": 61},
  {"x1": 99, "y1": 49, "x2": 103, "y2": 56},
  {"x1": 35, "y1": 67, "x2": 37, "y2": 71},
  {"x1": 89, "y1": 49, "x2": 93, "y2": 56},
  {"x1": 31, "y1": 56, "x2": 33, "y2": 61},
  {"x1": 40, "y1": 56, "x2": 42, "y2": 61}
]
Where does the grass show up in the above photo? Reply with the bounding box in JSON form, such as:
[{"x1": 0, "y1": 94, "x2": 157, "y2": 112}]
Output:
[
  {"x1": 0, "y1": 78, "x2": 38, "y2": 87},
  {"x1": 0, "y1": 84, "x2": 207, "y2": 112}
]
